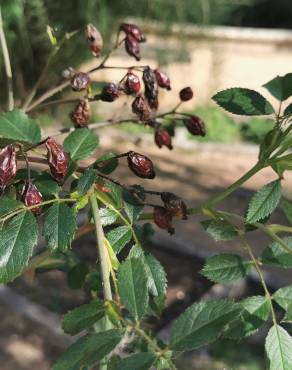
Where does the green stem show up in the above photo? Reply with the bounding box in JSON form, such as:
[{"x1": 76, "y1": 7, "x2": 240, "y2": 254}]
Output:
[
  {"x1": 0, "y1": 7, "x2": 14, "y2": 110},
  {"x1": 202, "y1": 161, "x2": 263, "y2": 209},
  {"x1": 89, "y1": 192, "x2": 112, "y2": 301}
]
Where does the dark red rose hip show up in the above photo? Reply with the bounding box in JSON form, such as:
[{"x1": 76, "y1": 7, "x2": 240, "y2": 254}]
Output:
[
  {"x1": 132, "y1": 95, "x2": 151, "y2": 121},
  {"x1": 100, "y1": 83, "x2": 121, "y2": 102},
  {"x1": 155, "y1": 128, "x2": 173, "y2": 150},
  {"x1": 161, "y1": 192, "x2": 188, "y2": 220},
  {"x1": 125, "y1": 35, "x2": 141, "y2": 61},
  {"x1": 70, "y1": 98, "x2": 91, "y2": 128},
  {"x1": 154, "y1": 69, "x2": 171, "y2": 90},
  {"x1": 153, "y1": 206, "x2": 174, "y2": 234},
  {"x1": 143, "y1": 66, "x2": 159, "y2": 110},
  {"x1": 120, "y1": 23, "x2": 146, "y2": 43},
  {"x1": 70, "y1": 72, "x2": 91, "y2": 92},
  {"x1": 0, "y1": 145, "x2": 17, "y2": 189},
  {"x1": 179, "y1": 86, "x2": 193, "y2": 101},
  {"x1": 184, "y1": 115, "x2": 206, "y2": 136},
  {"x1": 21, "y1": 181, "x2": 43, "y2": 214},
  {"x1": 127, "y1": 151, "x2": 155, "y2": 179},
  {"x1": 125, "y1": 71, "x2": 141, "y2": 94},
  {"x1": 46, "y1": 138, "x2": 70, "y2": 184},
  {"x1": 86, "y1": 24, "x2": 103, "y2": 56}
]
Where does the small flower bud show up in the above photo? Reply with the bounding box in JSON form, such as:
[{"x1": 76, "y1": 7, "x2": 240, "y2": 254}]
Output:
[
  {"x1": 127, "y1": 151, "x2": 155, "y2": 179},
  {"x1": 125, "y1": 71, "x2": 141, "y2": 94},
  {"x1": 143, "y1": 67, "x2": 159, "y2": 110},
  {"x1": 179, "y1": 86, "x2": 193, "y2": 102},
  {"x1": 153, "y1": 206, "x2": 174, "y2": 234},
  {"x1": 21, "y1": 181, "x2": 43, "y2": 214},
  {"x1": 70, "y1": 98, "x2": 91, "y2": 128},
  {"x1": 100, "y1": 83, "x2": 121, "y2": 102},
  {"x1": 184, "y1": 115, "x2": 206, "y2": 136},
  {"x1": 0, "y1": 145, "x2": 17, "y2": 189},
  {"x1": 86, "y1": 24, "x2": 103, "y2": 56},
  {"x1": 46, "y1": 138, "x2": 70, "y2": 184},
  {"x1": 155, "y1": 128, "x2": 173, "y2": 150},
  {"x1": 154, "y1": 69, "x2": 171, "y2": 90},
  {"x1": 125, "y1": 35, "x2": 141, "y2": 61},
  {"x1": 161, "y1": 192, "x2": 188, "y2": 220},
  {"x1": 132, "y1": 95, "x2": 151, "y2": 121},
  {"x1": 120, "y1": 23, "x2": 146, "y2": 43},
  {"x1": 70, "y1": 72, "x2": 91, "y2": 92}
]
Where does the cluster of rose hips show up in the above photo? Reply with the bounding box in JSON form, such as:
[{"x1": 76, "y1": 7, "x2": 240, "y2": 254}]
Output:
[
  {"x1": 68, "y1": 22, "x2": 205, "y2": 150},
  {"x1": 0, "y1": 22, "x2": 206, "y2": 235}
]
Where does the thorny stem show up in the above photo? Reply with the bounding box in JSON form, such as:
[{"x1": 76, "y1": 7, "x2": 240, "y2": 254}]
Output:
[
  {"x1": 241, "y1": 238, "x2": 278, "y2": 325},
  {"x1": 22, "y1": 30, "x2": 79, "y2": 111},
  {"x1": 89, "y1": 192, "x2": 113, "y2": 301},
  {"x1": 0, "y1": 7, "x2": 14, "y2": 110}
]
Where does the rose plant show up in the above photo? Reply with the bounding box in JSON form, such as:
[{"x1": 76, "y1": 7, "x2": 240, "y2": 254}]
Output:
[{"x1": 1, "y1": 8, "x2": 292, "y2": 370}]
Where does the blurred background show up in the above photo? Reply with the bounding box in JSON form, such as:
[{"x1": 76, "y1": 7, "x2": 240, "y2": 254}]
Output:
[{"x1": 1, "y1": 1, "x2": 292, "y2": 369}]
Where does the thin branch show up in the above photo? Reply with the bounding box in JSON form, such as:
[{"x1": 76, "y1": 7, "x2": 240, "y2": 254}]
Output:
[{"x1": 0, "y1": 6, "x2": 14, "y2": 110}]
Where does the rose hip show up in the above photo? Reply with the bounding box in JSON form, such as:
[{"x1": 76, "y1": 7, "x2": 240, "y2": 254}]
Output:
[
  {"x1": 46, "y1": 138, "x2": 70, "y2": 184},
  {"x1": 127, "y1": 151, "x2": 155, "y2": 179}
]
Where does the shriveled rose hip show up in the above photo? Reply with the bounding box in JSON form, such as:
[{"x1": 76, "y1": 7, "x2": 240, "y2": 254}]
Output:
[
  {"x1": 161, "y1": 192, "x2": 188, "y2": 220},
  {"x1": 70, "y1": 98, "x2": 91, "y2": 128},
  {"x1": 120, "y1": 23, "x2": 146, "y2": 43},
  {"x1": 125, "y1": 71, "x2": 141, "y2": 94},
  {"x1": 154, "y1": 69, "x2": 171, "y2": 90},
  {"x1": 184, "y1": 115, "x2": 206, "y2": 136},
  {"x1": 132, "y1": 95, "x2": 151, "y2": 121},
  {"x1": 70, "y1": 72, "x2": 91, "y2": 92},
  {"x1": 153, "y1": 206, "x2": 174, "y2": 234},
  {"x1": 86, "y1": 24, "x2": 103, "y2": 56},
  {"x1": 100, "y1": 83, "x2": 121, "y2": 102},
  {"x1": 46, "y1": 138, "x2": 70, "y2": 184},
  {"x1": 125, "y1": 35, "x2": 141, "y2": 61},
  {"x1": 143, "y1": 66, "x2": 159, "y2": 110},
  {"x1": 21, "y1": 181, "x2": 43, "y2": 215},
  {"x1": 155, "y1": 128, "x2": 173, "y2": 150},
  {"x1": 127, "y1": 151, "x2": 155, "y2": 179},
  {"x1": 179, "y1": 86, "x2": 193, "y2": 101},
  {"x1": 0, "y1": 145, "x2": 17, "y2": 189}
]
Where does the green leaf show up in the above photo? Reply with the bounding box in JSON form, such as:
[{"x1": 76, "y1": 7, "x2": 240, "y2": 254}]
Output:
[
  {"x1": 0, "y1": 211, "x2": 38, "y2": 283},
  {"x1": 99, "y1": 207, "x2": 119, "y2": 226},
  {"x1": 95, "y1": 152, "x2": 119, "y2": 174},
  {"x1": 107, "y1": 226, "x2": 132, "y2": 254},
  {"x1": 262, "y1": 237, "x2": 292, "y2": 268},
  {"x1": 43, "y1": 203, "x2": 77, "y2": 252},
  {"x1": 63, "y1": 128, "x2": 99, "y2": 161},
  {"x1": 212, "y1": 88, "x2": 274, "y2": 116},
  {"x1": 0, "y1": 197, "x2": 24, "y2": 219},
  {"x1": 77, "y1": 168, "x2": 97, "y2": 195},
  {"x1": 144, "y1": 254, "x2": 167, "y2": 297},
  {"x1": 34, "y1": 174, "x2": 60, "y2": 197},
  {"x1": 105, "y1": 181, "x2": 123, "y2": 209},
  {"x1": 246, "y1": 180, "x2": 282, "y2": 223},
  {"x1": 201, "y1": 254, "x2": 252, "y2": 283},
  {"x1": 63, "y1": 300, "x2": 105, "y2": 335},
  {"x1": 0, "y1": 110, "x2": 41, "y2": 145},
  {"x1": 123, "y1": 187, "x2": 145, "y2": 223},
  {"x1": 263, "y1": 74, "x2": 292, "y2": 102},
  {"x1": 284, "y1": 103, "x2": 292, "y2": 116},
  {"x1": 169, "y1": 299, "x2": 240, "y2": 351},
  {"x1": 282, "y1": 199, "x2": 292, "y2": 224},
  {"x1": 118, "y1": 258, "x2": 149, "y2": 320},
  {"x1": 67, "y1": 263, "x2": 89, "y2": 290},
  {"x1": 282, "y1": 304, "x2": 292, "y2": 323},
  {"x1": 113, "y1": 353, "x2": 156, "y2": 370},
  {"x1": 224, "y1": 296, "x2": 270, "y2": 339},
  {"x1": 201, "y1": 219, "x2": 239, "y2": 241},
  {"x1": 53, "y1": 330, "x2": 122, "y2": 370},
  {"x1": 265, "y1": 325, "x2": 292, "y2": 370},
  {"x1": 274, "y1": 285, "x2": 292, "y2": 311}
]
